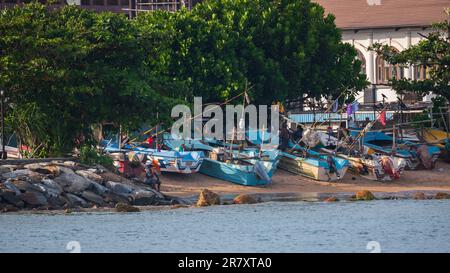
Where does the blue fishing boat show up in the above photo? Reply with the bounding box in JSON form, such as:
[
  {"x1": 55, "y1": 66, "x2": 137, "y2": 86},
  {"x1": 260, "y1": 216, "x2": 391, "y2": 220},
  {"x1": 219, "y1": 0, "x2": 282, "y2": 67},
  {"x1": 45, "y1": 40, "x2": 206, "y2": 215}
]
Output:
[
  {"x1": 199, "y1": 149, "x2": 280, "y2": 186},
  {"x1": 162, "y1": 133, "x2": 214, "y2": 152},
  {"x1": 102, "y1": 141, "x2": 204, "y2": 174},
  {"x1": 280, "y1": 143, "x2": 349, "y2": 181},
  {"x1": 245, "y1": 128, "x2": 279, "y2": 150},
  {"x1": 354, "y1": 131, "x2": 440, "y2": 170}
]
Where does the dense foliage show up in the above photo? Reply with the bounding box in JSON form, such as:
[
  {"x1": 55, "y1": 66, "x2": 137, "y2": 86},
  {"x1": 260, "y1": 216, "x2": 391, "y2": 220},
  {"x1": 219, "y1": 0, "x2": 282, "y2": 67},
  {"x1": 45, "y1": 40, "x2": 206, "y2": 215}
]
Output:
[
  {"x1": 136, "y1": 0, "x2": 368, "y2": 104},
  {"x1": 0, "y1": 4, "x2": 175, "y2": 156},
  {"x1": 0, "y1": 1, "x2": 367, "y2": 156}
]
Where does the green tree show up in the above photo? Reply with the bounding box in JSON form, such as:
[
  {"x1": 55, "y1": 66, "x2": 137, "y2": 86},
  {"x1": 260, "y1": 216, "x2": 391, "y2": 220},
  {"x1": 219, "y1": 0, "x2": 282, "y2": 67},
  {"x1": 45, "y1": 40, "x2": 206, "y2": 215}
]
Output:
[
  {"x1": 136, "y1": 0, "x2": 368, "y2": 104},
  {"x1": 0, "y1": 3, "x2": 171, "y2": 156}
]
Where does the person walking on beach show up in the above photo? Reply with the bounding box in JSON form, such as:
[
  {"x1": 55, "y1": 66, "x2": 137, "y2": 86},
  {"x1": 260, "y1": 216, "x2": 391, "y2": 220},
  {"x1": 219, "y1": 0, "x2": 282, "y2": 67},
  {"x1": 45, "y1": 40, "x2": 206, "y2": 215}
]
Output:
[
  {"x1": 279, "y1": 121, "x2": 290, "y2": 151},
  {"x1": 141, "y1": 157, "x2": 162, "y2": 192}
]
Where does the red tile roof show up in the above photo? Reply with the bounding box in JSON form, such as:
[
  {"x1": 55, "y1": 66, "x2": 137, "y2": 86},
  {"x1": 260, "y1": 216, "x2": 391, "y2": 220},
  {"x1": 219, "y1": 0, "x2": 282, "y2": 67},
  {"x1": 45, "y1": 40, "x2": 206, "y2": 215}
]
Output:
[{"x1": 313, "y1": 0, "x2": 449, "y2": 30}]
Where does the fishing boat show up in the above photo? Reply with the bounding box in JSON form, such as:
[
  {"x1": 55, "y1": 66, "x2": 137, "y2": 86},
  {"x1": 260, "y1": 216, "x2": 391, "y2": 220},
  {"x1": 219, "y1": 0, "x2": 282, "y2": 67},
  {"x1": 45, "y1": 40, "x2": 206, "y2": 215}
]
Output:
[
  {"x1": 245, "y1": 128, "x2": 279, "y2": 150},
  {"x1": 419, "y1": 128, "x2": 450, "y2": 149},
  {"x1": 311, "y1": 131, "x2": 406, "y2": 180},
  {"x1": 162, "y1": 133, "x2": 214, "y2": 152},
  {"x1": 279, "y1": 142, "x2": 349, "y2": 181},
  {"x1": 199, "y1": 148, "x2": 280, "y2": 186},
  {"x1": 102, "y1": 141, "x2": 204, "y2": 174},
  {"x1": 355, "y1": 131, "x2": 440, "y2": 170},
  {"x1": 319, "y1": 147, "x2": 406, "y2": 181}
]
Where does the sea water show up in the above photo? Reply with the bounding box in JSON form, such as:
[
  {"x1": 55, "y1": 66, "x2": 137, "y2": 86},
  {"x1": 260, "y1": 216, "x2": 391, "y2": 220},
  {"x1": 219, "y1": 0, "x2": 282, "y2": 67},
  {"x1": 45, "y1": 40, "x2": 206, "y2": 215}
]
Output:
[{"x1": 0, "y1": 199, "x2": 449, "y2": 253}]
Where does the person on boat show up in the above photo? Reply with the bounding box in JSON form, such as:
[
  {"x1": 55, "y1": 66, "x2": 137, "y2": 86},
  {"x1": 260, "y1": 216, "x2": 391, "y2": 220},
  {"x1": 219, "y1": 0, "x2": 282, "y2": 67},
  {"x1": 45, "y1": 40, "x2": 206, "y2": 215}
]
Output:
[
  {"x1": 293, "y1": 125, "x2": 303, "y2": 142},
  {"x1": 362, "y1": 117, "x2": 371, "y2": 127},
  {"x1": 279, "y1": 121, "x2": 290, "y2": 151},
  {"x1": 347, "y1": 117, "x2": 356, "y2": 129},
  {"x1": 141, "y1": 157, "x2": 162, "y2": 192}
]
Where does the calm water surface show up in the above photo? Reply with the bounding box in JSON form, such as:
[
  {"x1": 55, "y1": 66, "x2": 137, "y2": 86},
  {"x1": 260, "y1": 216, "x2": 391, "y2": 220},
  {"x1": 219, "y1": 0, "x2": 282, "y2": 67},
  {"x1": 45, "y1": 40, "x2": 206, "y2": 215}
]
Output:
[{"x1": 0, "y1": 200, "x2": 449, "y2": 253}]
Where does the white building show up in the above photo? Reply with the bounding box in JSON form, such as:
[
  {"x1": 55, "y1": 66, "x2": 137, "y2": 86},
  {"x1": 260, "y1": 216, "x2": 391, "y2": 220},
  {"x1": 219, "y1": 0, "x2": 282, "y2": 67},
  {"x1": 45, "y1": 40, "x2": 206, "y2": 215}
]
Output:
[{"x1": 314, "y1": 0, "x2": 449, "y2": 106}]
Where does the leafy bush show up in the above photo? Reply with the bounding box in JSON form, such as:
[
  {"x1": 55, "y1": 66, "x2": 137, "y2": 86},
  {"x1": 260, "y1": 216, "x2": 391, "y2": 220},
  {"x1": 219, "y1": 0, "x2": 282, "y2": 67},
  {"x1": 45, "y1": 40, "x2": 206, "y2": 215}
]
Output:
[{"x1": 79, "y1": 145, "x2": 114, "y2": 169}]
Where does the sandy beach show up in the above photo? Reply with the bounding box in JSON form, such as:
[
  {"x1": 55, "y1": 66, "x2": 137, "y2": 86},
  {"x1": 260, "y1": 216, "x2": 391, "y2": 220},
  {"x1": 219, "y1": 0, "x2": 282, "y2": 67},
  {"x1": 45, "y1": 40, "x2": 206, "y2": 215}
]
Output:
[{"x1": 160, "y1": 161, "x2": 450, "y2": 198}]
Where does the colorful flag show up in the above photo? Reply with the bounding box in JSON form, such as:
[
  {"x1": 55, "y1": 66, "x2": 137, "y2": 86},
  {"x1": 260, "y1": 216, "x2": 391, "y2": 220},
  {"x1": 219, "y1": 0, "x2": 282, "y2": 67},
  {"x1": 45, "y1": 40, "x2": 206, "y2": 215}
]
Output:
[
  {"x1": 346, "y1": 104, "x2": 353, "y2": 116},
  {"x1": 379, "y1": 111, "x2": 386, "y2": 126}
]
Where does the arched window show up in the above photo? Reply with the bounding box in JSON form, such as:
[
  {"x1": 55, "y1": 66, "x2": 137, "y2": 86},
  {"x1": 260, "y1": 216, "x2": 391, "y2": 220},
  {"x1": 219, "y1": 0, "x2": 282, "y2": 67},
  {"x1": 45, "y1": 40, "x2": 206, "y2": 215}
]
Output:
[
  {"x1": 414, "y1": 65, "x2": 430, "y2": 80},
  {"x1": 356, "y1": 49, "x2": 366, "y2": 74},
  {"x1": 376, "y1": 47, "x2": 404, "y2": 84}
]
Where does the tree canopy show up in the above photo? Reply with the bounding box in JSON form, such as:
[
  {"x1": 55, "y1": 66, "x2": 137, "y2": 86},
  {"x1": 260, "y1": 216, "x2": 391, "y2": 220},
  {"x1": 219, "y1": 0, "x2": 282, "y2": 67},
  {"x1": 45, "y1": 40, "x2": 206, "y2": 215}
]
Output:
[
  {"x1": 135, "y1": 0, "x2": 368, "y2": 104},
  {"x1": 0, "y1": 1, "x2": 368, "y2": 156}
]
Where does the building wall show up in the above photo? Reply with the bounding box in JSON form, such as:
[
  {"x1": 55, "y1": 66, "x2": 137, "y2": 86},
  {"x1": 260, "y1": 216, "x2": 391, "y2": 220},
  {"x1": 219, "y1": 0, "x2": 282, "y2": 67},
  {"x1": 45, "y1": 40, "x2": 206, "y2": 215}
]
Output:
[{"x1": 342, "y1": 27, "x2": 435, "y2": 105}]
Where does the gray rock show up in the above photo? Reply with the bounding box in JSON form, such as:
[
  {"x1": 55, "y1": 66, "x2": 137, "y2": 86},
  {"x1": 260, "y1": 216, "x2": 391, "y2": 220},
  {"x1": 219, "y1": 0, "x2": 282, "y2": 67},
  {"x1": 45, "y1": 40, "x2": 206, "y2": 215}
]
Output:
[
  {"x1": 132, "y1": 190, "x2": 158, "y2": 206},
  {"x1": 41, "y1": 179, "x2": 63, "y2": 195},
  {"x1": 0, "y1": 165, "x2": 16, "y2": 174},
  {"x1": 57, "y1": 166, "x2": 75, "y2": 175},
  {"x1": 23, "y1": 163, "x2": 59, "y2": 176},
  {"x1": 104, "y1": 192, "x2": 131, "y2": 205},
  {"x1": 54, "y1": 173, "x2": 93, "y2": 194},
  {"x1": 35, "y1": 179, "x2": 62, "y2": 198},
  {"x1": 81, "y1": 191, "x2": 106, "y2": 206},
  {"x1": 2, "y1": 169, "x2": 33, "y2": 180},
  {"x1": 0, "y1": 189, "x2": 24, "y2": 207},
  {"x1": 47, "y1": 196, "x2": 68, "y2": 209},
  {"x1": 75, "y1": 170, "x2": 103, "y2": 183},
  {"x1": 65, "y1": 193, "x2": 89, "y2": 208},
  {"x1": 3, "y1": 180, "x2": 22, "y2": 196},
  {"x1": 21, "y1": 190, "x2": 48, "y2": 207},
  {"x1": 89, "y1": 181, "x2": 110, "y2": 197},
  {"x1": 3, "y1": 169, "x2": 44, "y2": 184},
  {"x1": 105, "y1": 181, "x2": 134, "y2": 197},
  {"x1": 9, "y1": 179, "x2": 38, "y2": 193}
]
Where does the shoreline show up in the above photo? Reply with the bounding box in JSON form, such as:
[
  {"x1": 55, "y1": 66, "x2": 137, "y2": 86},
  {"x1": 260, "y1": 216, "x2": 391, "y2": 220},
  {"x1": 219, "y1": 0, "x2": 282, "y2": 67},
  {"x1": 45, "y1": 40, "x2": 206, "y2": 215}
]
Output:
[
  {"x1": 2, "y1": 189, "x2": 449, "y2": 215},
  {"x1": 1, "y1": 160, "x2": 450, "y2": 214}
]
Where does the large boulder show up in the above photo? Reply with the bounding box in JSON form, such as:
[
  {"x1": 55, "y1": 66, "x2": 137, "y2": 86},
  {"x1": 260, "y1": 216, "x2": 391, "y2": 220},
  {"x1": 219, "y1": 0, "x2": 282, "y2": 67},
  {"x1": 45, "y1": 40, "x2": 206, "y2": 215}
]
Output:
[
  {"x1": 65, "y1": 193, "x2": 89, "y2": 208},
  {"x1": 132, "y1": 190, "x2": 159, "y2": 206},
  {"x1": 3, "y1": 169, "x2": 44, "y2": 184},
  {"x1": 9, "y1": 179, "x2": 38, "y2": 193},
  {"x1": 0, "y1": 165, "x2": 16, "y2": 174},
  {"x1": 324, "y1": 196, "x2": 340, "y2": 202},
  {"x1": 233, "y1": 194, "x2": 258, "y2": 204},
  {"x1": 41, "y1": 179, "x2": 63, "y2": 196},
  {"x1": 105, "y1": 181, "x2": 134, "y2": 198},
  {"x1": 23, "y1": 163, "x2": 60, "y2": 177},
  {"x1": 57, "y1": 166, "x2": 75, "y2": 175},
  {"x1": 355, "y1": 190, "x2": 376, "y2": 201},
  {"x1": 47, "y1": 196, "x2": 69, "y2": 209},
  {"x1": 104, "y1": 192, "x2": 131, "y2": 205},
  {"x1": 115, "y1": 202, "x2": 140, "y2": 212},
  {"x1": 81, "y1": 191, "x2": 106, "y2": 206},
  {"x1": 75, "y1": 170, "x2": 103, "y2": 183},
  {"x1": 196, "y1": 189, "x2": 220, "y2": 207},
  {"x1": 1, "y1": 204, "x2": 19, "y2": 212},
  {"x1": 54, "y1": 173, "x2": 93, "y2": 194},
  {"x1": 0, "y1": 188, "x2": 24, "y2": 208},
  {"x1": 2, "y1": 180, "x2": 22, "y2": 196},
  {"x1": 413, "y1": 192, "x2": 426, "y2": 200},
  {"x1": 21, "y1": 190, "x2": 48, "y2": 207},
  {"x1": 435, "y1": 192, "x2": 450, "y2": 199},
  {"x1": 89, "y1": 181, "x2": 110, "y2": 197}
]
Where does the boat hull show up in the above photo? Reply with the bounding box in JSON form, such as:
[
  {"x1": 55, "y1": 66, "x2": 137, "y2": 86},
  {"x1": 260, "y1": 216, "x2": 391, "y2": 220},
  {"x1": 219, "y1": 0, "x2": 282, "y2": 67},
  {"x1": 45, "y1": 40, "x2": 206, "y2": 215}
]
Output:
[
  {"x1": 105, "y1": 146, "x2": 204, "y2": 174},
  {"x1": 199, "y1": 158, "x2": 278, "y2": 186},
  {"x1": 279, "y1": 152, "x2": 349, "y2": 182}
]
